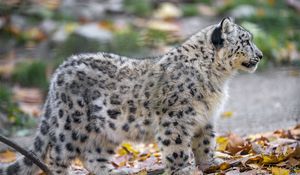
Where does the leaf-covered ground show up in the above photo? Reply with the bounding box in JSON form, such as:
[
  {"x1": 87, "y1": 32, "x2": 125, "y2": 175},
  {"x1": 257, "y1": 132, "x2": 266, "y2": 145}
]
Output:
[{"x1": 1, "y1": 125, "x2": 299, "y2": 175}]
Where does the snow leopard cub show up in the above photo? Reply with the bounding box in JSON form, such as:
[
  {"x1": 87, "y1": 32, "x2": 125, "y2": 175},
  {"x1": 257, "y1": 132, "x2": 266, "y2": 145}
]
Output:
[{"x1": 0, "y1": 17, "x2": 262, "y2": 175}]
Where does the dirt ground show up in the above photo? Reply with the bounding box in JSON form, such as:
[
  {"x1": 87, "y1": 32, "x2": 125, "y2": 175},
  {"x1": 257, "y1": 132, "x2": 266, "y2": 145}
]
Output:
[{"x1": 218, "y1": 67, "x2": 300, "y2": 136}]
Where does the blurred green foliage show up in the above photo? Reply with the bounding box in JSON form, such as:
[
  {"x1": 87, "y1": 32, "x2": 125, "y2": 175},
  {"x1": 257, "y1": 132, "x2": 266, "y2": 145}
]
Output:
[
  {"x1": 111, "y1": 29, "x2": 143, "y2": 56},
  {"x1": 12, "y1": 60, "x2": 48, "y2": 90},
  {"x1": 142, "y1": 29, "x2": 168, "y2": 47},
  {"x1": 124, "y1": 0, "x2": 153, "y2": 17},
  {"x1": 181, "y1": 4, "x2": 199, "y2": 17},
  {"x1": 54, "y1": 33, "x2": 102, "y2": 63},
  {"x1": 54, "y1": 29, "x2": 145, "y2": 66},
  {"x1": 0, "y1": 84, "x2": 12, "y2": 107},
  {"x1": 0, "y1": 85, "x2": 36, "y2": 136}
]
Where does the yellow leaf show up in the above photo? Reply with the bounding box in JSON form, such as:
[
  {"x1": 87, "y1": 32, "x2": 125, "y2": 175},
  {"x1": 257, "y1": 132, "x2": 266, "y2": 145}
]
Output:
[
  {"x1": 0, "y1": 150, "x2": 16, "y2": 163},
  {"x1": 271, "y1": 167, "x2": 290, "y2": 175},
  {"x1": 241, "y1": 155, "x2": 263, "y2": 166},
  {"x1": 117, "y1": 142, "x2": 140, "y2": 157},
  {"x1": 135, "y1": 169, "x2": 147, "y2": 175},
  {"x1": 219, "y1": 162, "x2": 231, "y2": 170},
  {"x1": 221, "y1": 111, "x2": 233, "y2": 118},
  {"x1": 216, "y1": 136, "x2": 229, "y2": 152},
  {"x1": 262, "y1": 154, "x2": 286, "y2": 164}
]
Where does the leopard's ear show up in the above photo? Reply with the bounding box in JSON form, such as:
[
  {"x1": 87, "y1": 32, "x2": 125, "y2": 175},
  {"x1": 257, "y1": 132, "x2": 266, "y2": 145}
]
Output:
[
  {"x1": 220, "y1": 17, "x2": 234, "y2": 33},
  {"x1": 211, "y1": 17, "x2": 234, "y2": 49}
]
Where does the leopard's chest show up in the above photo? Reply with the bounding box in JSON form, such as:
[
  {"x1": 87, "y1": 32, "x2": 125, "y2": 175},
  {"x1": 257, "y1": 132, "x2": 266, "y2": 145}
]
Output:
[{"x1": 192, "y1": 84, "x2": 228, "y2": 122}]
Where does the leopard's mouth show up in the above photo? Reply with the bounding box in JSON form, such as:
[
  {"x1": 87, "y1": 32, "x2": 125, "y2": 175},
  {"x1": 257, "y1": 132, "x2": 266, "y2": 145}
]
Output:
[{"x1": 241, "y1": 59, "x2": 259, "y2": 68}]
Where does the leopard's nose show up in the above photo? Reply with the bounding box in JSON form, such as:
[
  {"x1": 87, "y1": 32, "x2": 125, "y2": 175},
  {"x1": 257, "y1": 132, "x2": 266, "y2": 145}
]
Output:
[{"x1": 256, "y1": 51, "x2": 263, "y2": 59}]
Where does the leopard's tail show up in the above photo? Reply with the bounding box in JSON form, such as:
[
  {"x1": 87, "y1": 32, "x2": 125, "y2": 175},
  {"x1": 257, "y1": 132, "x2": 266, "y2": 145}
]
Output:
[
  {"x1": 0, "y1": 101, "x2": 52, "y2": 175},
  {"x1": 0, "y1": 132, "x2": 50, "y2": 175}
]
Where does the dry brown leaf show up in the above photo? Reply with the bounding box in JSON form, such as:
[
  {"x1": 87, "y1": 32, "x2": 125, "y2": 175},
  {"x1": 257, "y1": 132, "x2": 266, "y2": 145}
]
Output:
[
  {"x1": 226, "y1": 133, "x2": 251, "y2": 155},
  {"x1": 241, "y1": 155, "x2": 263, "y2": 167},
  {"x1": 274, "y1": 129, "x2": 295, "y2": 139},
  {"x1": 287, "y1": 157, "x2": 299, "y2": 167},
  {"x1": 0, "y1": 150, "x2": 16, "y2": 163}
]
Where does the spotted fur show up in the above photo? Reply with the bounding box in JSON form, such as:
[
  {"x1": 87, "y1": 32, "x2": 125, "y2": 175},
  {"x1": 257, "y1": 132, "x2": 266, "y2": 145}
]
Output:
[{"x1": 0, "y1": 18, "x2": 262, "y2": 175}]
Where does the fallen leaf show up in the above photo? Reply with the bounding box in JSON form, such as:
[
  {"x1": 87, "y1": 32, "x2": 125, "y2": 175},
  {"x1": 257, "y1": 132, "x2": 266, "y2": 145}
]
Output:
[
  {"x1": 215, "y1": 151, "x2": 232, "y2": 159},
  {"x1": 247, "y1": 163, "x2": 261, "y2": 169},
  {"x1": 262, "y1": 154, "x2": 286, "y2": 164},
  {"x1": 240, "y1": 169, "x2": 263, "y2": 175},
  {"x1": 271, "y1": 167, "x2": 290, "y2": 175},
  {"x1": 287, "y1": 157, "x2": 299, "y2": 167},
  {"x1": 222, "y1": 111, "x2": 233, "y2": 118},
  {"x1": 219, "y1": 162, "x2": 231, "y2": 170},
  {"x1": 216, "y1": 136, "x2": 229, "y2": 152},
  {"x1": 225, "y1": 169, "x2": 241, "y2": 175},
  {"x1": 135, "y1": 169, "x2": 147, "y2": 175},
  {"x1": 240, "y1": 155, "x2": 263, "y2": 167},
  {"x1": 226, "y1": 133, "x2": 251, "y2": 155},
  {"x1": 0, "y1": 150, "x2": 16, "y2": 163}
]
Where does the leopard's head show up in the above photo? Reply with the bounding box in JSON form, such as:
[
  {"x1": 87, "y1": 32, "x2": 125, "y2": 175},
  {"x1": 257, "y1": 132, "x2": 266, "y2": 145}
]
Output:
[{"x1": 211, "y1": 17, "x2": 263, "y2": 73}]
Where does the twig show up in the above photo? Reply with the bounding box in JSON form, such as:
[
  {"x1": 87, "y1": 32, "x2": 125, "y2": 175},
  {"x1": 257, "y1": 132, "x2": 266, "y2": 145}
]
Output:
[
  {"x1": 0, "y1": 135, "x2": 52, "y2": 175},
  {"x1": 147, "y1": 169, "x2": 165, "y2": 175}
]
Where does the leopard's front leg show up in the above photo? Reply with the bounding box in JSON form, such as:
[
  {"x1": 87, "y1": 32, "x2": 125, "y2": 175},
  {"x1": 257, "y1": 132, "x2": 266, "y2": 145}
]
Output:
[
  {"x1": 192, "y1": 123, "x2": 223, "y2": 170},
  {"x1": 156, "y1": 108, "x2": 200, "y2": 175}
]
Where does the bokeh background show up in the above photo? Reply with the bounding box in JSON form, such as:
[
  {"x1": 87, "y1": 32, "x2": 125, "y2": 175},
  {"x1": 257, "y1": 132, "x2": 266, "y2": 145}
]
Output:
[{"x1": 0, "y1": 0, "x2": 299, "y2": 145}]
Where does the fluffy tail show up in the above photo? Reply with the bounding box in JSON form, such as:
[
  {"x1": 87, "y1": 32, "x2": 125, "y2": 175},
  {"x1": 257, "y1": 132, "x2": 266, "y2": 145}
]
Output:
[
  {"x1": 0, "y1": 102, "x2": 52, "y2": 175},
  {"x1": 0, "y1": 130, "x2": 50, "y2": 175}
]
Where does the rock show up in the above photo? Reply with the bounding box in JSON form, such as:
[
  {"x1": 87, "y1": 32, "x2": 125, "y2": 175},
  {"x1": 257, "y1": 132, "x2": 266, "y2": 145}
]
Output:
[
  {"x1": 74, "y1": 23, "x2": 113, "y2": 43},
  {"x1": 39, "y1": 19, "x2": 57, "y2": 35},
  {"x1": 153, "y1": 3, "x2": 182, "y2": 19},
  {"x1": 10, "y1": 15, "x2": 27, "y2": 31},
  {"x1": 52, "y1": 25, "x2": 69, "y2": 43},
  {"x1": 105, "y1": 0, "x2": 123, "y2": 13},
  {"x1": 60, "y1": 0, "x2": 106, "y2": 20},
  {"x1": 230, "y1": 5, "x2": 256, "y2": 18}
]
